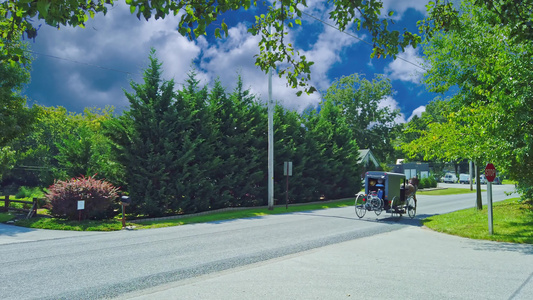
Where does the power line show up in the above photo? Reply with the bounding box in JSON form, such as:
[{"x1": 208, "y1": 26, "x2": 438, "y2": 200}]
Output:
[
  {"x1": 25, "y1": 49, "x2": 187, "y2": 86},
  {"x1": 24, "y1": 9, "x2": 427, "y2": 81},
  {"x1": 300, "y1": 10, "x2": 428, "y2": 71},
  {"x1": 25, "y1": 49, "x2": 135, "y2": 76}
]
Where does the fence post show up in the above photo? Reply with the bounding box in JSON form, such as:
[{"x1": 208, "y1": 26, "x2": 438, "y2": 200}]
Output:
[
  {"x1": 32, "y1": 197, "x2": 38, "y2": 216},
  {"x1": 4, "y1": 195, "x2": 9, "y2": 213}
]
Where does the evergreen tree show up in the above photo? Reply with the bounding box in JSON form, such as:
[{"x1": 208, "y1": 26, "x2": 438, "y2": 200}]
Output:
[
  {"x1": 107, "y1": 49, "x2": 187, "y2": 216},
  {"x1": 303, "y1": 101, "x2": 361, "y2": 200},
  {"x1": 208, "y1": 76, "x2": 267, "y2": 208},
  {"x1": 174, "y1": 71, "x2": 217, "y2": 213}
]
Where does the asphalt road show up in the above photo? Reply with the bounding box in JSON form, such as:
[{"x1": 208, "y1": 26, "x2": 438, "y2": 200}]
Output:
[{"x1": 0, "y1": 184, "x2": 530, "y2": 300}]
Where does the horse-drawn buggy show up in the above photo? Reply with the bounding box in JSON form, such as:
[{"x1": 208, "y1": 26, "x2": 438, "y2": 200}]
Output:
[{"x1": 354, "y1": 171, "x2": 416, "y2": 218}]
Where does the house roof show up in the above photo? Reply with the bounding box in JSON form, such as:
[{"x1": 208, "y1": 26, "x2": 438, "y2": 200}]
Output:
[{"x1": 358, "y1": 149, "x2": 379, "y2": 167}]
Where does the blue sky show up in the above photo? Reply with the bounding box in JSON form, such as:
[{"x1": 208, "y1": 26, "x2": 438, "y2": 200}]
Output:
[{"x1": 24, "y1": 0, "x2": 435, "y2": 122}]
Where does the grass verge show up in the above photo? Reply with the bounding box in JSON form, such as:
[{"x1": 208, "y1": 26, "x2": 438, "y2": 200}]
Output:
[
  {"x1": 5, "y1": 199, "x2": 355, "y2": 231},
  {"x1": 0, "y1": 212, "x2": 17, "y2": 223},
  {"x1": 417, "y1": 188, "x2": 484, "y2": 196},
  {"x1": 134, "y1": 199, "x2": 354, "y2": 229},
  {"x1": 13, "y1": 217, "x2": 125, "y2": 231},
  {"x1": 422, "y1": 198, "x2": 533, "y2": 244}
]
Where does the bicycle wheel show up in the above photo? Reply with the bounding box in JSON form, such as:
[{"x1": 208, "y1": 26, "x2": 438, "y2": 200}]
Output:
[
  {"x1": 407, "y1": 197, "x2": 416, "y2": 219},
  {"x1": 354, "y1": 194, "x2": 366, "y2": 218}
]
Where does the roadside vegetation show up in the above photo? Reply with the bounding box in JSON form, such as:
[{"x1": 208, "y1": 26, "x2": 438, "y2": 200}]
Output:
[
  {"x1": 2, "y1": 199, "x2": 354, "y2": 231},
  {"x1": 423, "y1": 198, "x2": 533, "y2": 244},
  {"x1": 3, "y1": 189, "x2": 532, "y2": 246},
  {"x1": 417, "y1": 188, "x2": 483, "y2": 196}
]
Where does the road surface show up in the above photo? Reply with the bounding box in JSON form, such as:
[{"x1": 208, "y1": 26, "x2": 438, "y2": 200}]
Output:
[{"x1": 0, "y1": 184, "x2": 530, "y2": 299}]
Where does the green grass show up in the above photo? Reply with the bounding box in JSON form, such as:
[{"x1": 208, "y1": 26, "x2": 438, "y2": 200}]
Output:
[
  {"x1": 422, "y1": 198, "x2": 533, "y2": 244},
  {"x1": 0, "y1": 212, "x2": 17, "y2": 223},
  {"x1": 5, "y1": 199, "x2": 355, "y2": 231},
  {"x1": 13, "y1": 217, "x2": 125, "y2": 231},
  {"x1": 417, "y1": 188, "x2": 484, "y2": 196},
  {"x1": 134, "y1": 199, "x2": 355, "y2": 229}
]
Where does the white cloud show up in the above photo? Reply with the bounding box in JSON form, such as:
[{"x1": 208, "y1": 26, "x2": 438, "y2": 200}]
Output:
[
  {"x1": 27, "y1": 1, "x2": 430, "y2": 117},
  {"x1": 31, "y1": 2, "x2": 200, "y2": 111},
  {"x1": 384, "y1": 46, "x2": 425, "y2": 83},
  {"x1": 379, "y1": 96, "x2": 407, "y2": 124},
  {"x1": 303, "y1": 26, "x2": 360, "y2": 90},
  {"x1": 408, "y1": 105, "x2": 426, "y2": 121},
  {"x1": 381, "y1": 0, "x2": 429, "y2": 17}
]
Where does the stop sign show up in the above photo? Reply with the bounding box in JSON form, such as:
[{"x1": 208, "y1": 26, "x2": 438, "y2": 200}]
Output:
[{"x1": 485, "y1": 163, "x2": 496, "y2": 182}]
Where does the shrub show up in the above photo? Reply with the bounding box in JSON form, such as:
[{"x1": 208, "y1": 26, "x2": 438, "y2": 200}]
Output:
[
  {"x1": 419, "y1": 177, "x2": 430, "y2": 189},
  {"x1": 428, "y1": 176, "x2": 437, "y2": 188},
  {"x1": 15, "y1": 186, "x2": 45, "y2": 199},
  {"x1": 46, "y1": 176, "x2": 119, "y2": 220}
]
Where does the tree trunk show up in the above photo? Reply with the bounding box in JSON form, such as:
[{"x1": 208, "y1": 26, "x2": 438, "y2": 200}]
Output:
[{"x1": 475, "y1": 162, "x2": 482, "y2": 210}]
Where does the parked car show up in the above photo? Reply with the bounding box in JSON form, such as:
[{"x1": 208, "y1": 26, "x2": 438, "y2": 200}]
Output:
[
  {"x1": 459, "y1": 173, "x2": 470, "y2": 184},
  {"x1": 440, "y1": 173, "x2": 458, "y2": 183},
  {"x1": 478, "y1": 175, "x2": 502, "y2": 184}
]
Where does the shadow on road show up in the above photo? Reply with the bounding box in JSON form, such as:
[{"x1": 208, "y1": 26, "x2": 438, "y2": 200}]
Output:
[
  {"x1": 469, "y1": 238, "x2": 533, "y2": 255},
  {"x1": 0, "y1": 223, "x2": 37, "y2": 237},
  {"x1": 293, "y1": 210, "x2": 441, "y2": 228}
]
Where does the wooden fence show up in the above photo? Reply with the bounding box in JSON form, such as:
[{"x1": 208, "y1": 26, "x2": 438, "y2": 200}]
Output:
[{"x1": 1, "y1": 196, "x2": 40, "y2": 219}]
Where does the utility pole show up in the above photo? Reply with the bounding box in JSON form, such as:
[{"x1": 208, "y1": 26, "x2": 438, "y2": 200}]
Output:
[{"x1": 267, "y1": 25, "x2": 274, "y2": 210}]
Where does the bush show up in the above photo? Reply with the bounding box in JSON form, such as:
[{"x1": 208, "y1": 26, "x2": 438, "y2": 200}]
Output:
[
  {"x1": 15, "y1": 186, "x2": 45, "y2": 199},
  {"x1": 428, "y1": 176, "x2": 437, "y2": 188},
  {"x1": 46, "y1": 176, "x2": 119, "y2": 220},
  {"x1": 419, "y1": 178, "x2": 429, "y2": 189}
]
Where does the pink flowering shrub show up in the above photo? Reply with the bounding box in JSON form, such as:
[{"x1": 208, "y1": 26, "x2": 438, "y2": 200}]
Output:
[{"x1": 46, "y1": 176, "x2": 119, "y2": 220}]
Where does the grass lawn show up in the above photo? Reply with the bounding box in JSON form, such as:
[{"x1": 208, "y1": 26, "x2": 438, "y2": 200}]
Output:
[
  {"x1": 5, "y1": 198, "x2": 355, "y2": 231},
  {"x1": 0, "y1": 212, "x2": 17, "y2": 223},
  {"x1": 417, "y1": 188, "x2": 484, "y2": 196},
  {"x1": 422, "y1": 198, "x2": 533, "y2": 244},
  {"x1": 126, "y1": 199, "x2": 355, "y2": 229}
]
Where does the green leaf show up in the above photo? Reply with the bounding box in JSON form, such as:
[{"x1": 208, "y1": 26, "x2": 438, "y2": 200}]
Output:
[
  {"x1": 221, "y1": 21, "x2": 228, "y2": 36},
  {"x1": 37, "y1": 1, "x2": 51, "y2": 18}
]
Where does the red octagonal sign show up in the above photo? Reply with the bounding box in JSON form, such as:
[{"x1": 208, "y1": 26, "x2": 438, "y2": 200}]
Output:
[{"x1": 485, "y1": 163, "x2": 496, "y2": 183}]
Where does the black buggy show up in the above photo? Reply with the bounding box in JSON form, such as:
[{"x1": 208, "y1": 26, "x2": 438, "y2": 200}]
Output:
[{"x1": 354, "y1": 171, "x2": 416, "y2": 219}]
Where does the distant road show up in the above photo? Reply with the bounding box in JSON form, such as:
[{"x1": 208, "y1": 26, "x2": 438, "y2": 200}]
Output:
[{"x1": 0, "y1": 184, "x2": 518, "y2": 299}]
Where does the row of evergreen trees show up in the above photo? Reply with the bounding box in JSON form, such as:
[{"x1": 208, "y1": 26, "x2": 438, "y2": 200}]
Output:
[
  {"x1": 105, "y1": 51, "x2": 362, "y2": 216},
  {"x1": 1, "y1": 51, "x2": 368, "y2": 217}
]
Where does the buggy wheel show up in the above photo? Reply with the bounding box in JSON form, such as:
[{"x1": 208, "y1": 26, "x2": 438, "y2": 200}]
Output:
[
  {"x1": 354, "y1": 194, "x2": 366, "y2": 218},
  {"x1": 373, "y1": 198, "x2": 383, "y2": 216},
  {"x1": 390, "y1": 196, "x2": 402, "y2": 217},
  {"x1": 407, "y1": 197, "x2": 416, "y2": 219}
]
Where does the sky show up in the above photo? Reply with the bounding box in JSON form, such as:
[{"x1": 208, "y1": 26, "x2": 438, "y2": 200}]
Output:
[{"x1": 23, "y1": 0, "x2": 436, "y2": 123}]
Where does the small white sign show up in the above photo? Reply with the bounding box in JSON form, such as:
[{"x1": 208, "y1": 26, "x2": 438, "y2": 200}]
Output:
[
  {"x1": 284, "y1": 161, "x2": 293, "y2": 176},
  {"x1": 77, "y1": 200, "x2": 85, "y2": 210}
]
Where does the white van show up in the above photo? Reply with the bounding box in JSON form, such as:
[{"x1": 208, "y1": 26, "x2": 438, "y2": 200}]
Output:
[
  {"x1": 441, "y1": 173, "x2": 458, "y2": 183},
  {"x1": 459, "y1": 174, "x2": 470, "y2": 184}
]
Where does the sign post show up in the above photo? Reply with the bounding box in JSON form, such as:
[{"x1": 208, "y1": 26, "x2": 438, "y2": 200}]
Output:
[
  {"x1": 284, "y1": 162, "x2": 293, "y2": 209},
  {"x1": 485, "y1": 163, "x2": 496, "y2": 235},
  {"x1": 77, "y1": 200, "x2": 85, "y2": 222}
]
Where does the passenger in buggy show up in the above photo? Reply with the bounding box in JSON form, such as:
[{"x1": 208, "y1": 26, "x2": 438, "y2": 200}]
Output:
[{"x1": 405, "y1": 176, "x2": 419, "y2": 206}]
